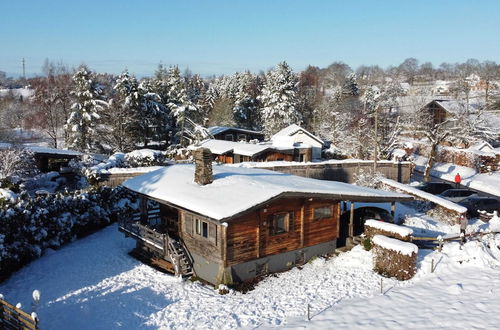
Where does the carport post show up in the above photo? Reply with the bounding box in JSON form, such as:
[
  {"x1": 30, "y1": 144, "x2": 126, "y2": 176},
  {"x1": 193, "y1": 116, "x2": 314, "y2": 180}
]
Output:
[
  {"x1": 390, "y1": 202, "x2": 396, "y2": 218},
  {"x1": 349, "y1": 202, "x2": 355, "y2": 238}
]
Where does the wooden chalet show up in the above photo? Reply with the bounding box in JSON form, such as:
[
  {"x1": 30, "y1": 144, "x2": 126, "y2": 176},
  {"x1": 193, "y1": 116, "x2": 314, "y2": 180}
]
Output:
[
  {"x1": 208, "y1": 126, "x2": 265, "y2": 142},
  {"x1": 198, "y1": 139, "x2": 296, "y2": 164},
  {"x1": 119, "y1": 149, "x2": 412, "y2": 285}
]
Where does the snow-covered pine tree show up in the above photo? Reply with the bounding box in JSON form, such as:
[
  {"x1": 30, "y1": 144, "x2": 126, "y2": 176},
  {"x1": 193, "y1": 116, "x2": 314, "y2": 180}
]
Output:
[
  {"x1": 166, "y1": 66, "x2": 199, "y2": 146},
  {"x1": 138, "y1": 80, "x2": 170, "y2": 146},
  {"x1": 259, "y1": 62, "x2": 301, "y2": 137},
  {"x1": 108, "y1": 70, "x2": 141, "y2": 151},
  {"x1": 66, "y1": 66, "x2": 107, "y2": 152},
  {"x1": 342, "y1": 72, "x2": 360, "y2": 97},
  {"x1": 233, "y1": 71, "x2": 260, "y2": 129}
]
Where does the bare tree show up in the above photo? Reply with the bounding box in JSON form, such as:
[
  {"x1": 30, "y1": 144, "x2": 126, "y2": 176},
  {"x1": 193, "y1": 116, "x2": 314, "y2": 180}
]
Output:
[{"x1": 415, "y1": 111, "x2": 454, "y2": 182}]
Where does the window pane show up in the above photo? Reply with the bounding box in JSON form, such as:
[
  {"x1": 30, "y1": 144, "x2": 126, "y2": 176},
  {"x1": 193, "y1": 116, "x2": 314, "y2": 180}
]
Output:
[
  {"x1": 275, "y1": 214, "x2": 286, "y2": 234},
  {"x1": 313, "y1": 206, "x2": 332, "y2": 220},
  {"x1": 202, "y1": 221, "x2": 208, "y2": 238},
  {"x1": 195, "y1": 219, "x2": 201, "y2": 235}
]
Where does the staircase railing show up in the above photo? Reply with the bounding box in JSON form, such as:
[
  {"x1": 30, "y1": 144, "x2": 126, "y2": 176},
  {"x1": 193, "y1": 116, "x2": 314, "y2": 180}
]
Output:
[{"x1": 119, "y1": 218, "x2": 193, "y2": 276}]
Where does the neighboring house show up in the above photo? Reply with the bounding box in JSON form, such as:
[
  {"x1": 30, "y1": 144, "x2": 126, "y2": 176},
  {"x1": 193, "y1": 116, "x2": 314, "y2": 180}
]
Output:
[
  {"x1": 198, "y1": 139, "x2": 295, "y2": 164},
  {"x1": 420, "y1": 99, "x2": 482, "y2": 125},
  {"x1": 119, "y1": 149, "x2": 411, "y2": 285},
  {"x1": 208, "y1": 126, "x2": 265, "y2": 142},
  {"x1": 469, "y1": 141, "x2": 495, "y2": 153},
  {"x1": 271, "y1": 124, "x2": 324, "y2": 160}
]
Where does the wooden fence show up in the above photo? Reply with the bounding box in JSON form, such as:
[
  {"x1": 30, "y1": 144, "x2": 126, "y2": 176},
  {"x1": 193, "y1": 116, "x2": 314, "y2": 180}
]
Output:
[
  {"x1": 253, "y1": 160, "x2": 412, "y2": 184},
  {"x1": 0, "y1": 297, "x2": 38, "y2": 330}
]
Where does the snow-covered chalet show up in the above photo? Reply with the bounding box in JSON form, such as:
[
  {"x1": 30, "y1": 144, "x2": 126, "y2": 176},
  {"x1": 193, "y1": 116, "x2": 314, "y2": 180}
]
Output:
[{"x1": 119, "y1": 148, "x2": 411, "y2": 285}]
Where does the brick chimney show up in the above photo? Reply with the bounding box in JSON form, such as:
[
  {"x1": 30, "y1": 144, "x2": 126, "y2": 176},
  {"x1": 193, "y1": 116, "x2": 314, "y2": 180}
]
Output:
[{"x1": 194, "y1": 148, "x2": 213, "y2": 185}]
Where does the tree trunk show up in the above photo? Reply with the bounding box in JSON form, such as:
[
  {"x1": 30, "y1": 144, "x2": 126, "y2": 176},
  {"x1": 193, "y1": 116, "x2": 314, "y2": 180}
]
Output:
[{"x1": 423, "y1": 142, "x2": 438, "y2": 182}]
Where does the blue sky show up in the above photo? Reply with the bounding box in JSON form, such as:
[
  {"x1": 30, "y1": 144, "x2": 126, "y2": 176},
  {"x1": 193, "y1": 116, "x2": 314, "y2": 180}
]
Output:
[{"x1": 1, "y1": 0, "x2": 499, "y2": 77}]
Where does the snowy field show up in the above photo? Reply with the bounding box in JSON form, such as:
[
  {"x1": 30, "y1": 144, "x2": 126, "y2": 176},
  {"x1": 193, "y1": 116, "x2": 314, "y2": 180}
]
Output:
[{"x1": 1, "y1": 215, "x2": 500, "y2": 329}]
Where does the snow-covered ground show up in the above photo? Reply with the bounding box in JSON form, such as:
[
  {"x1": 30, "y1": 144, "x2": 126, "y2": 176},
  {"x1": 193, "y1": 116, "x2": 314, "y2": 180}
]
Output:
[
  {"x1": 414, "y1": 155, "x2": 500, "y2": 196},
  {"x1": 0, "y1": 211, "x2": 499, "y2": 329}
]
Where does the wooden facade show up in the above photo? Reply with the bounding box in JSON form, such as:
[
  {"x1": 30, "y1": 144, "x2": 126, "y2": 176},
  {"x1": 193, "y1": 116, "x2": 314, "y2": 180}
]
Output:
[
  {"x1": 120, "y1": 194, "x2": 340, "y2": 284},
  {"x1": 226, "y1": 197, "x2": 339, "y2": 266}
]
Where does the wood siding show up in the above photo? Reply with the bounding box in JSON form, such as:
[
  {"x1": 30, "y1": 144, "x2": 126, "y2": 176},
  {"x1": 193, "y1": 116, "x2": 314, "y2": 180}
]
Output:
[
  {"x1": 226, "y1": 197, "x2": 339, "y2": 266},
  {"x1": 180, "y1": 211, "x2": 224, "y2": 263}
]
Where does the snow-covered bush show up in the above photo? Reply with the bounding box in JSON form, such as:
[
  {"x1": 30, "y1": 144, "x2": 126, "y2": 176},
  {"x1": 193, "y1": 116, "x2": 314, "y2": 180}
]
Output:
[
  {"x1": 0, "y1": 186, "x2": 136, "y2": 281},
  {"x1": 125, "y1": 149, "x2": 167, "y2": 167},
  {"x1": 322, "y1": 144, "x2": 347, "y2": 160},
  {"x1": 0, "y1": 147, "x2": 38, "y2": 180},
  {"x1": 80, "y1": 149, "x2": 173, "y2": 183},
  {"x1": 353, "y1": 170, "x2": 384, "y2": 188}
]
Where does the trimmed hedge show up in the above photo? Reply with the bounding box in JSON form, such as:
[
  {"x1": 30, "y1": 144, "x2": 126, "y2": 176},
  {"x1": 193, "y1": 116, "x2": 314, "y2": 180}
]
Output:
[{"x1": 0, "y1": 186, "x2": 136, "y2": 281}]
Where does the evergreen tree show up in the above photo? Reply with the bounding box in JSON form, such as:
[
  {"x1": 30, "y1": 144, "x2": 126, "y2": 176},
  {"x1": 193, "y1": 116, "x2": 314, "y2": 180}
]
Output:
[
  {"x1": 259, "y1": 62, "x2": 301, "y2": 137},
  {"x1": 166, "y1": 66, "x2": 199, "y2": 146},
  {"x1": 233, "y1": 71, "x2": 260, "y2": 129},
  {"x1": 108, "y1": 70, "x2": 141, "y2": 151},
  {"x1": 66, "y1": 66, "x2": 107, "y2": 152},
  {"x1": 138, "y1": 79, "x2": 170, "y2": 146}
]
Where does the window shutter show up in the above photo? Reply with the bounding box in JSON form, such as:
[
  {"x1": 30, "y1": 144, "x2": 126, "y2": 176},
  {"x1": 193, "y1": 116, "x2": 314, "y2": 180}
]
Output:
[
  {"x1": 185, "y1": 214, "x2": 193, "y2": 235},
  {"x1": 209, "y1": 222, "x2": 217, "y2": 245},
  {"x1": 288, "y1": 212, "x2": 295, "y2": 231}
]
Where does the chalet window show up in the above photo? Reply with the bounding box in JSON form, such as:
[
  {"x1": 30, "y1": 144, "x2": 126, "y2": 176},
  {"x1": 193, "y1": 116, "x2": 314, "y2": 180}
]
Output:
[
  {"x1": 225, "y1": 134, "x2": 234, "y2": 141},
  {"x1": 313, "y1": 206, "x2": 333, "y2": 220},
  {"x1": 195, "y1": 218, "x2": 208, "y2": 238},
  {"x1": 191, "y1": 216, "x2": 217, "y2": 245},
  {"x1": 269, "y1": 212, "x2": 294, "y2": 235},
  {"x1": 237, "y1": 134, "x2": 247, "y2": 141}
]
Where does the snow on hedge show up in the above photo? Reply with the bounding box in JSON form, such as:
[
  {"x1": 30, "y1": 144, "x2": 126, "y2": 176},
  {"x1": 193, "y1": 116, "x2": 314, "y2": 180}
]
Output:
[
  {"x1": 365, "y1": 220, "x2": 413, "y2": 237},
  {"x1": 381, "y1": 178, "x2": 467, "y2": 213},
  {"x1": 372, "y1": 235, "x2": 418, "y2": 256},
  {"x1": 0, "y1": 189, "x2": 17, "y2": 203}
]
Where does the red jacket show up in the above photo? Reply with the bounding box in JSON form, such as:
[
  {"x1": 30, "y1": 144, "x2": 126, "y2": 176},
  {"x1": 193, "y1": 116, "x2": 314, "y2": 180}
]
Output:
[{"x1": 454, "y1": 173, "x2": 461, "y2": 184}]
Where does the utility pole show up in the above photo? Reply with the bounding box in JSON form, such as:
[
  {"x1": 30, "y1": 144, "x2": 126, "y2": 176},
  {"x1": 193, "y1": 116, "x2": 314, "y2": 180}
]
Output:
[
  {"x1": 22, "y1": 57, "x2": 26, "y2": 81},
  {"x1": 373, "y1": 105, "x2": 379, "y2": 173}
]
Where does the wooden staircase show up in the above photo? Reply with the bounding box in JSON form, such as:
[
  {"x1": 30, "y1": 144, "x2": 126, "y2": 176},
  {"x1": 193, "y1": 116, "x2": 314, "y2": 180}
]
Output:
[{"x1": 119, "y1": 218, "x2": 193, "y2": 277}]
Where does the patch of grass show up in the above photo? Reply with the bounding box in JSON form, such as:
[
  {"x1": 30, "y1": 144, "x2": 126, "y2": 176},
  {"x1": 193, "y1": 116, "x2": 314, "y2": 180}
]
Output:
[{"x1": 362, "y1": 238, "x2": 372, "y2": 251}]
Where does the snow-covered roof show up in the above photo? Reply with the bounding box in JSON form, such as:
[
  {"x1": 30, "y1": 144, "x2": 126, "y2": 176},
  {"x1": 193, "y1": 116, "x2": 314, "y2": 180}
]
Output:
[
  {"x1": 433, "y1": 99, "x2": 482, "y2": 114},
  {"x1": 271, "y1": 124, "x2": 324, "y2": 145},
  {"x1": 199, "y1": 139, "x2": 272, "y2": 157},
  {"x1": 207, "y1": 126, "x2": 263, "y2": 136},
  {"x1": 122, "y1": 164, "x2": 412, "y2": 221},
  {"x1": 381, "y1": 178, "x2": 467, "y2": 213},
  {"x1": 469, "y1": 141, "x2": 494, "y2": 152},
  {"x1": 0, "y1": 143, "x2": 82, "y2": 156}
]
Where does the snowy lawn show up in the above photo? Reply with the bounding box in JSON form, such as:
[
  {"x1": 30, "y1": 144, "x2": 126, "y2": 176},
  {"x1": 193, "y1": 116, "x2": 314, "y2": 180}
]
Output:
[{"x1": 1, "y1": 217, "x2": 499, "y2": 329}]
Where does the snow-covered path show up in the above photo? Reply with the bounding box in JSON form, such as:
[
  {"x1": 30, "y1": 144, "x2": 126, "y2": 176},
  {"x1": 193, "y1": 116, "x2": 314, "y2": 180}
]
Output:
[{"x1": 1, "y1": 221, "x2": 500, "y2": 329}]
